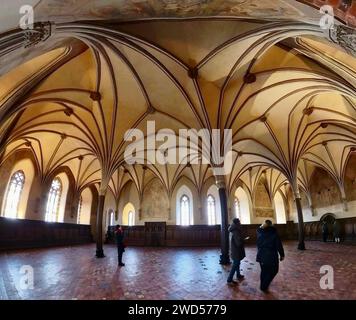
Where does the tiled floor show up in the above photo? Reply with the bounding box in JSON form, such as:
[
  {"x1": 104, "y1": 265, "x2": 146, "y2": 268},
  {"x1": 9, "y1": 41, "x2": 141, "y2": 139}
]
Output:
[{"x1": 1, "y1": 241, "x2": 356, "y2": 300}]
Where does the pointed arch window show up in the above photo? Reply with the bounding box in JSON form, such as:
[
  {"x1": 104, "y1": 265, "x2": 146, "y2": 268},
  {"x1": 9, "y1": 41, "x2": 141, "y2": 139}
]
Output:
[
  {"x1": 77, "y1": 195, "x2": 83, "y2": 224},
  {"x1": 207, "y1": 194, "x2": 216, "y2": 225},
  {"x1": 3, "y1": 170, "x2": 25, "y2": 218},
  {"x1": 109, "y1": 210, "x2": 115, "y2": 226},
  {"x1": 128, "y1": 211, "x2": 134, "y2": 226},
  {"x1": 180, "y1": 195, "x2": 190, "y2": 226},
  {"x1": 45, "y1": 178, "x2": 62, "y2": 222},
  {"x1": 234, "y1": 198, "x2": 241, "y2": 220}
]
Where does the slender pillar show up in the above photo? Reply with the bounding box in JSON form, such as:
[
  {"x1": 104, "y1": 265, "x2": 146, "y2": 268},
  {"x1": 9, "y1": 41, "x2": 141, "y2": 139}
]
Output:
[
  {"x1": 340, "y1": 187, "x2": 348, "y2": 212},
  {"x1": 342, "y1": 198, "x2": 348, "y2": 212},
  {"x1": 305, "y1": 192, "x2": 315, "y2": 216},
  {"x1": 167, "y1": 205, "x2": 171, "y2": 221},
  {"x1": 115, "y1": 200, "x2": 119, "y2": 221},
  {"x1": 216, "y1": 175, "x2": 230, "y2": 265},
  {"x1": 96, "y1": 192, "x2": 106, "y2": 258},
  {"x1": 37, "y1": 179, "x2": 52, "y2": 220},
  {"x1": 70, "y1": 192, "x2": 81, "y2": 223},
  {"x1": 295, "y1": 197, "x2": 306, "y2": 250}
]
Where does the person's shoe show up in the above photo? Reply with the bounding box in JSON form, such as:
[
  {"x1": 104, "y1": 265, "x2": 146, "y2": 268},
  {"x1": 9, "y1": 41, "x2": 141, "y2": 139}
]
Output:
[
  {"x1": 119, "y1": 263, "x2": 125, "y2": 267},
  {"x1": 237, "y1": 275, "x2": 245, "y2": 281},
  {"x1": 227, "y1": 280, "x2": 237, "y2": 285},
  {"x1": 260, "y1": 287, "x2": 269, "y2": 293}
]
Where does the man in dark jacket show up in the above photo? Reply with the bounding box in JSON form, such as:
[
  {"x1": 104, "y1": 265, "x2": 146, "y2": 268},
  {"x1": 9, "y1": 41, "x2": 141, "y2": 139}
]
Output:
[
  {"x1": 322, "y1": 221, "x2": 328, "y2": 242},
  {"x1": 227, "y1": 218, "x2": 247, "y2": 284},
  {"x1": 115, "y1": 225, "x2": 125, "y2": 267},
  {"x1": 256, "y1": 220, "x2": 284, "y2": 292}
]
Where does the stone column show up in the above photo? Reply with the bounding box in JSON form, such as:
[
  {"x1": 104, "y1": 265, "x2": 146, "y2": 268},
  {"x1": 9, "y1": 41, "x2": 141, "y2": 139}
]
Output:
[
  {"x1": 198, "y1": 196, "x2": 203, "y2": 222},
  {"x1": 294, "y1": 189, "x2": 306, "y2": 250},
  {"x1": 115, "y1": 200, "x2": 119, "y2": 221},
  {"x1": 69, "y1": 191, "x2": 81, "y2": 224},
  {"x1": 36, "y1": 179, "x2": 52, "y2": 221},
  {"x1": 138, "y1": 208, "x2": 142, "y2": 221},
  {"x1": 167, "y1": 205, "x2": 171, "y2": 221},
  {"x1": 96, "y1": 186, "x2": 107, "y2": 258},
  {"x1": 215, "y1": 175, "x2": 230, "y2": 265},
  {"x1": 342, "y1": 199, "x2": 348, "y2": 212},
  {"x1": 340, "y1": 186, "x2": 348, "y2": 212},
  {"x1": 305, "y1": 192, "x2": 316, "y2": 216}
]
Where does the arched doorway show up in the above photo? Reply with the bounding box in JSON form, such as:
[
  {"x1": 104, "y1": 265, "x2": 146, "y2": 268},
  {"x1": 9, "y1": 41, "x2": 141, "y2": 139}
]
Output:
[{"x1": 320, "y1": 213, "x2": 336, "y2": 242}]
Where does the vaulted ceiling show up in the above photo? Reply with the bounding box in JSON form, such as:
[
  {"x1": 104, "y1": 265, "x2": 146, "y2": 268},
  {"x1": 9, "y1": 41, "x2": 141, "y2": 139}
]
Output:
[{"x1": 0, "y1": 1, "x2": 355, "y2": 201}]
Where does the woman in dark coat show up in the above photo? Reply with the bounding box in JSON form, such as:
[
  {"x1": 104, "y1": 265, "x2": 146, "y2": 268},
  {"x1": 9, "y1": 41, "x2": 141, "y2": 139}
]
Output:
[
  {"x1": 227, "y1": 218, "x2": 246, "y2": 284},
  {"x1": 256, "y1": 220, "x2": 285, "y2": 292}
]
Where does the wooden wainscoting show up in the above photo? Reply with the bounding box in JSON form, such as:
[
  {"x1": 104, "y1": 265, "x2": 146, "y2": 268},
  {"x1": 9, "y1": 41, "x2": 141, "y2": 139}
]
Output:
[
  {"x1": 165, "y1": 225, "x2": 220, "y2": 246},
  {"x1": 0, "y1": 217, "x2": 93, "y2": 251},
  {"x1": 300, "y1": 217, "x2": 356, "y2": 243},
  {"x1": 108, "y1": 223, "x2": 293, "y2": 247}
]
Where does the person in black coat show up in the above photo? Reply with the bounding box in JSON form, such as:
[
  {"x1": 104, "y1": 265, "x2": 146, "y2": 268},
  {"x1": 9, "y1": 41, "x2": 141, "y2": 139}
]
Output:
[
  {"x1": 115, "y1": 225, "x2": 125, "y2": 266},
  {"x1": 227, "y1": 218, "x2": 248, "y2": 284},
  {"x1": 333, "y1": 220, "x2": 341, "y2": 243},
  {"x1": 322, "y1": 221, "x2": 328, "y2": 242},
  {"x1": 256, "y1": 220, "x2": 285, "y2": 292}
]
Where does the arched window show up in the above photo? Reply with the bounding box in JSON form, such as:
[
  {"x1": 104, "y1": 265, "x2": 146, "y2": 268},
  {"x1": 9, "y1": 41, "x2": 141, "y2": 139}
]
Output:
[
  {"x1": 3, "y1": 170, "x2": 25, "y2": 218},
  {"x1": 234, "y1": 187, "x2": 251, "y2": 224},
  {"x1": 109, "y1": 210, "x2": 115, "y2": 226},
  {"x1": 180, "y1": 195, "x2": 190, "y2": 226},
  {"x1": 45, "y1": 178, "x2": 62, "y2": 222},
  {"x1": 123, "y1": 203, "x2": 135, "y2": 226},
  {"x1": 207, "y1": 194, "x2": 216, "y2": 225},
  {"x1": 234, "y1": 198, "x2": 241, "y2": 220},
  {"x1": 76, "y1": 195, "x2": 83, "y2": 224},
  {"x1": 274, "y1": 191, "x2": 287, "y2": 224},
  {"x1": 128, "y1": 211, "x2": 134, "y2": 226}
]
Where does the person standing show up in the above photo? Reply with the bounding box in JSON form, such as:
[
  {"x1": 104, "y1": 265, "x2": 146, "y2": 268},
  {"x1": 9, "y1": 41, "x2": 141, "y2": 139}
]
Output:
[
  {"x1": 256, "y1": 220, "x2": 285, "y2": 292},
  {"x1": 227, "y1": 218, "x2": 247, "y2": 285},
  {"x1": 333, "y1": 220, "x2": 341, "y2": 243},
  {"x1": 322, "y1": 221, "x2": 329, "y2": 242},
  {"x1": 115, "y1": 225, "x2": 126, "y2": 267}
]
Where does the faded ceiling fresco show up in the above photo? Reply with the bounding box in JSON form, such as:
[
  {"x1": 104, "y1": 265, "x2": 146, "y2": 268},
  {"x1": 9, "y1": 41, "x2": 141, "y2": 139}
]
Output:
[{"x1": 33, "y1": 0, "x2": 313, "y2": 22}]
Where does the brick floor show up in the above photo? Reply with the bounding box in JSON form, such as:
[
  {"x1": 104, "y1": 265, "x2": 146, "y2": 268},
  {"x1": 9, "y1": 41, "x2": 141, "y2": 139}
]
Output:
[{"x1": 0, "y1": 241, "x2": 355, "y2": 300}]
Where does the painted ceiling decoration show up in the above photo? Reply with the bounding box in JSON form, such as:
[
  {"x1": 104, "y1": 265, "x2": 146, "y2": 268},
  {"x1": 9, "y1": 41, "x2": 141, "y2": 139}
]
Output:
[{"x1": 0, "y1": 1, "x2": 355, "y2": 210}]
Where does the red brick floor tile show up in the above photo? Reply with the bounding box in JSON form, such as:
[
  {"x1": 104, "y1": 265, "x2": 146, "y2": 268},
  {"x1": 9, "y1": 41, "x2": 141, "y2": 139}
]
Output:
[{"x1": 0, "y1": 241, "x2": 355, "y2": 300}]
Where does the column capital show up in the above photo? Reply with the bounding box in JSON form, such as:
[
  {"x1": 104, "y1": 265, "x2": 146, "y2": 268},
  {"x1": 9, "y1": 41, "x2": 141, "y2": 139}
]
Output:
[
  {"x1": 215, "y1": 175, "x2": 226, "y2": 189},
  {"x1": 293, "y1": 190, "x2": 301, "y2": 200},
  {"x1": 99, "y1": 178, "x2": 110, "y2": 196},
  {"x1": 98, "y1": 187, "x2": 107, "y2": 196}
]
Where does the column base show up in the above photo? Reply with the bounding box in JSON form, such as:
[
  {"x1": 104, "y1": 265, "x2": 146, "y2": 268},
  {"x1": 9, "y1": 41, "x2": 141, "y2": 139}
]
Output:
[
  {"x1": 219, "y1": 254, "x2": 231, "y2": 265},
  {"x1": 297, "y1": 241, "x2": 306, "y2": 250},
  {"x1": 96, "y1": 249, "x2": 105, "y2": 258}
]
